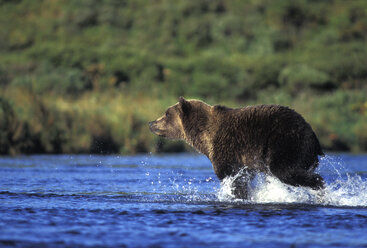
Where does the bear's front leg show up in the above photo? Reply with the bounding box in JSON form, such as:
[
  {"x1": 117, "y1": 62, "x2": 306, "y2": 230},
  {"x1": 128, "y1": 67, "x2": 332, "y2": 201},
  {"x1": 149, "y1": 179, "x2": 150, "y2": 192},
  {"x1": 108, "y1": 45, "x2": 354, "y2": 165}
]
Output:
[
  {"x1": 231, "y1": 176, "x2": 249, "y2": 199},
  {"x1": 230, "y1": 171, "x2": 255, "y2": 199},
  {"x1": 211, "y1": 161, "x2": 255, "y2": 199}
]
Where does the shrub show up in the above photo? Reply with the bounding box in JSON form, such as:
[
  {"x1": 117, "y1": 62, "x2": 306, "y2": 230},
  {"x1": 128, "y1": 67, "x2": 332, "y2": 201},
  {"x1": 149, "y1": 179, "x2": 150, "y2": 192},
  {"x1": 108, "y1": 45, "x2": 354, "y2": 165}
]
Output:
[
  {"x1": 307, "y1": 90, "x2": 367, "y2": 152},
  {"x1": 0, "y1": 97, "x2": 29, "y2": 155},
  {"x1": 278, "y1": 64, "x2": 332, "y2": 94},
  {"x1": 0, "y1": 66, "x2": 10, "y2": 86},
  {"x1": 245, "y1": 56, "x2": 286, "y2": 92},
  {"x1": 11, "y1": 63, "x2": 92, "y2": 95},
  {"x1": 307, "y1": 43, "x2": 367, "y2": 87},
  {"x1": 183, "y1": 54, "x2": 249, "y2": 100}
]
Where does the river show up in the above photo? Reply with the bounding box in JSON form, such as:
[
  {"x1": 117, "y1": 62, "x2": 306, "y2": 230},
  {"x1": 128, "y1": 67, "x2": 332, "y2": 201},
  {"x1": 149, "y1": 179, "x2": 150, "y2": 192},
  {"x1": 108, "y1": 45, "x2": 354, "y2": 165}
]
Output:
[{"x1": 1, "y1": 154, "x2": 367, "y2": 247}]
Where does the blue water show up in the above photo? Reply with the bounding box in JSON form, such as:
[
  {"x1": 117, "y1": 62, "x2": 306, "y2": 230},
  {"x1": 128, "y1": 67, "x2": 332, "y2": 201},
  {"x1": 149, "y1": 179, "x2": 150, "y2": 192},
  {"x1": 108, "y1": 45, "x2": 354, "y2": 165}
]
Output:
[{"x1": 1, "y1": 154, "x2": 367, "y2": 247}]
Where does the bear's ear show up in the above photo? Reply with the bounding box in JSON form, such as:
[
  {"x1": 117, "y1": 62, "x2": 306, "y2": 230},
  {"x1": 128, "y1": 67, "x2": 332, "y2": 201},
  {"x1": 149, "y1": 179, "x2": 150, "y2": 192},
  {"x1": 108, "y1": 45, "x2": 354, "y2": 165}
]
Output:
[{"x1": 179, "y1": 96, "x2": 191, "y2": 115}]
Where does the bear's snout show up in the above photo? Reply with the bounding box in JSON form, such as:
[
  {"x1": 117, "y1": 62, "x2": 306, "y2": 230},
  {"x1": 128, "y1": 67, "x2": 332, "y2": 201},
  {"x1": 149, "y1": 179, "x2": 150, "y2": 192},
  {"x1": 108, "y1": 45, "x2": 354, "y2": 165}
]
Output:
[
  {"x1": 148, "y1": 121, "x2": 156, "y2": 132},
  {"x1": 149, "y1": 119, "x2": 169, "y2": 137},
  {"x1": 149, "y1": 120, "x2": 162, "y2": 136}
]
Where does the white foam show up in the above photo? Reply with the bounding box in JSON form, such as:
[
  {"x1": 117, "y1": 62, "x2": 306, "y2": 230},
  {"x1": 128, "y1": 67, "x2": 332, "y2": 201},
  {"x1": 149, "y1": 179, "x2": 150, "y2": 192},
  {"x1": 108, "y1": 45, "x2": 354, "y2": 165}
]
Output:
[
  {"x1": 217, "y1": 173, "x2": 323, "y2": 204},
  {"x1": 217, "y1": 156, "x2": 367, "y2": 207},
  {"x1": 322, "y1": 173, "x2": 367, "y2": 206}
]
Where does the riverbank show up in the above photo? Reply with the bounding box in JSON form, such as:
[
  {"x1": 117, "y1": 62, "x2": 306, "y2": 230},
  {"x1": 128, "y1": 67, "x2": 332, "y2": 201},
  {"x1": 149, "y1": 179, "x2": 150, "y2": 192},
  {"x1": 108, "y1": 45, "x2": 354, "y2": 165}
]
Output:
[{"x1": 1, "y1": 87, "x2": 366, "y2": 155}]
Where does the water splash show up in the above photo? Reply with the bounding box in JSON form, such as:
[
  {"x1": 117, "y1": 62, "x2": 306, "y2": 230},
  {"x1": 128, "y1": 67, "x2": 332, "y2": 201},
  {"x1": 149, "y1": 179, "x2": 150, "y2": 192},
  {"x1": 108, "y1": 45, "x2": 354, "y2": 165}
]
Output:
[
  {"x1": 217, "y1": 174, "x2": 322, "y2": 204},
  {"x1": 217, "y1": 155, "x2": 367, "y2": 207},
  {"x1": 323, "y1": 173, "x2": 367, "y2": 206},
  {"x1": 144, "y1": 169, "x2": 218, "y2": 202}
]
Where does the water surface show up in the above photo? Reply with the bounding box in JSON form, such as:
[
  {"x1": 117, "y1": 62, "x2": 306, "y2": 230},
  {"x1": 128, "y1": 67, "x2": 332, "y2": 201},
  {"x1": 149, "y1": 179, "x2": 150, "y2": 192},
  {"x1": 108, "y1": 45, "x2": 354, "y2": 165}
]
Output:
[{"x1": 1, "y1": 154, "x2": 367, "y2": 247}]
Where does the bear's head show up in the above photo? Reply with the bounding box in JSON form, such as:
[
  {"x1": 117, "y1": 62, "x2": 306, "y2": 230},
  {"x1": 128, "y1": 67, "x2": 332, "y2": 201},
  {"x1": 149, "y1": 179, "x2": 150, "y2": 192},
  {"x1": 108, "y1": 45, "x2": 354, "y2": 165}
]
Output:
[{"x1": 149, "y1": 97, "x2": 211, "y2": 140}]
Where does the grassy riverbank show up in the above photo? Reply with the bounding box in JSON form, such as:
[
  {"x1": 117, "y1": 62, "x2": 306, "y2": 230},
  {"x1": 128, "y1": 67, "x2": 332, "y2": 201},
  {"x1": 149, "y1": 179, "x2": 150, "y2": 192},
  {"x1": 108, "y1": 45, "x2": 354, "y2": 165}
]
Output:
[
  {"x1": 1, "y1": 87, "x2": 366, "y2": 155},
  {"x1": 1, "y1": 0, "x2": 367, "y2": 154}
]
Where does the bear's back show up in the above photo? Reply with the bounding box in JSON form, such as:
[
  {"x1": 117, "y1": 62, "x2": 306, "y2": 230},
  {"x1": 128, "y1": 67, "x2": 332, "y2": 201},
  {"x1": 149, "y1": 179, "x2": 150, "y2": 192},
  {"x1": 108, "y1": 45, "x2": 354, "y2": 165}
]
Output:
[{"x1": 215, "y1": 104, "x2": 308, "y2": 148}]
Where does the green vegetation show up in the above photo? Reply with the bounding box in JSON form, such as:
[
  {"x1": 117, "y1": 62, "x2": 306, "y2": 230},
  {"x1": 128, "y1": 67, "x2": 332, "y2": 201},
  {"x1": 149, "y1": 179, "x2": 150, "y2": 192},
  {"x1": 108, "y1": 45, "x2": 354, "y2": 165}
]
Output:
[{"x1": 1, "y1": 0, "x2": 367, "y2": 154}]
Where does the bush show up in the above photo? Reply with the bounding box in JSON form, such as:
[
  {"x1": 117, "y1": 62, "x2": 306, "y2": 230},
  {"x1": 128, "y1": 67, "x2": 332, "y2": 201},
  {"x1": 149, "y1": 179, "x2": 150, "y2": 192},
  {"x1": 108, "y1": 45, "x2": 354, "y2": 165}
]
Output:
[
  {"x1": 306, "y1": 43, "x2": 367, "y2": 88},
  {"x1": 307, "y1": 90, "x2": 367, "y2": 152},
  {"x1": 183, "y1": 54, "x2": 249, "y2": 100},
  {"x1": 278, "y1": 64, "x2": 332, "y2": 94},
  {"x1": 245, "y1": 56, "x2": 286, "y2": 92},
  {"x1": 0, "y1": 66, "x2": 10, "y2": 86},
  {"x1": 11, "y1": 63, "x2": 92, "y2": 95},
  {"x1": 0, "y1": 97, "x2": 29, "y2": 155}
]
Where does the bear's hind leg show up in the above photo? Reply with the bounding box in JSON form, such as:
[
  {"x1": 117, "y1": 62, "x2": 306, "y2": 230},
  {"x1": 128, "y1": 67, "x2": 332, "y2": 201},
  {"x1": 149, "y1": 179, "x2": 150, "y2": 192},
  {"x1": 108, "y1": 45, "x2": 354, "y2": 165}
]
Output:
[{"x1": 268, "y1": 151, "x2": 324, "y2": 190}]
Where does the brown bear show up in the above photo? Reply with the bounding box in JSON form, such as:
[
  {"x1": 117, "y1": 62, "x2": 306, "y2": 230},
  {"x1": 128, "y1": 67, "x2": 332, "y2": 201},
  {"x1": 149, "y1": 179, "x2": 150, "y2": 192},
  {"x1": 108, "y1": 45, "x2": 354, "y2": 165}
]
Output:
[{"x1": 149, "y1": 97, "x2": 325, "y2": 199}]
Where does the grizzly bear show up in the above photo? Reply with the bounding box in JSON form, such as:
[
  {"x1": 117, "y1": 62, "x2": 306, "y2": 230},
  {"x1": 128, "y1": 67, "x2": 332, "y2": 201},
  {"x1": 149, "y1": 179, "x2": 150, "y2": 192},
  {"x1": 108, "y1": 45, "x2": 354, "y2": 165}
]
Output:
[{"x1": 149, "y1": 97, "x2": 325, "y2": 199}]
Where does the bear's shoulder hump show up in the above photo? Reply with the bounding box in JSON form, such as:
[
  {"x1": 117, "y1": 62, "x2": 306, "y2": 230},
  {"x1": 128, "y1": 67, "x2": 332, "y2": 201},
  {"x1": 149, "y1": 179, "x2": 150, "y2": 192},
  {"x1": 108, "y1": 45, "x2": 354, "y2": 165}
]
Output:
[{"x1": 213, "y1": 104, "x2": 232, "y2": 112}]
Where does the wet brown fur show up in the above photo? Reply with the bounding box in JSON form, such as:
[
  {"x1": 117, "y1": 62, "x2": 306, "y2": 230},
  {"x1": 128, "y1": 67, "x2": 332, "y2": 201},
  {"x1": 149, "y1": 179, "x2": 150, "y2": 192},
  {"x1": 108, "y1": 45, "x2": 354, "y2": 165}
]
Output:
[{"x1": 149, "y1": 97, "x2": 325, "y2": 199}]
